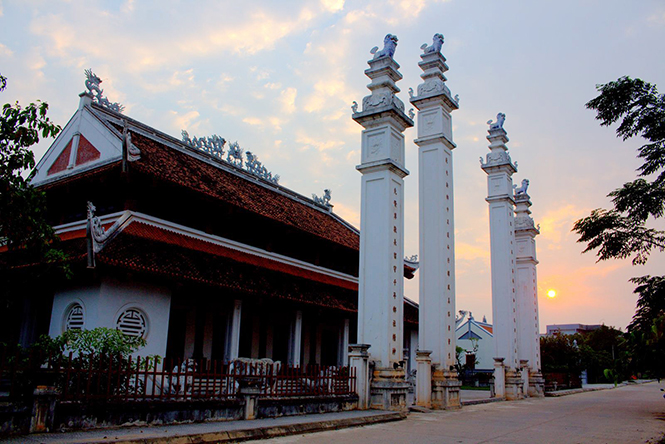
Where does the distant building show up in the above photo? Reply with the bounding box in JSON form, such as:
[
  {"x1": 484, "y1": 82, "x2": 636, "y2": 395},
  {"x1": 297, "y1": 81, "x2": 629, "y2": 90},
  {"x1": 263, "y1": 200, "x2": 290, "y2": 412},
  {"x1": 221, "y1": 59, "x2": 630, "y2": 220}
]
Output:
[
  {"x1": 546, "y1": 324, "x2": 602, "y2": 336},
  {"x1": 456, "y1": 312, "x2": 494, "y2": 372}
]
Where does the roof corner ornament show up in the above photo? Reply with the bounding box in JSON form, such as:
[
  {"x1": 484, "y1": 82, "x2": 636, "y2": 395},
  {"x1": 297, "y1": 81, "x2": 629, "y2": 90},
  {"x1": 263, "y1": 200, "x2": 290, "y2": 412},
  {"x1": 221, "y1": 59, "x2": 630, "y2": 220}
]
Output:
[
  {"x1": 86, "y1": 201, "x2": 124, "y2": 268},
  {"x1": 351, "y1": 101, "x2": 358, "y2": 114},
  {"x1": 312, "y1": 189, "x2": 332, "y2": 209},
  {"x1": 370, "y1": 34, "x2": 398, "y2": 59},
  {"x1": 420, "y1": 33, "x2": 444, "y2": 54},
  {"x1": 487, "y1": 112, "x2": 506, "y2": 130},
  {"x1": 121, "y1": 122, "x2": 140, "y2": 172},
  {"x1": 408, "y1": 108, "x2": 415, "y2": 120},
  {"x1": 84, "y1": 69, "x2": 124, "y2": 113}
]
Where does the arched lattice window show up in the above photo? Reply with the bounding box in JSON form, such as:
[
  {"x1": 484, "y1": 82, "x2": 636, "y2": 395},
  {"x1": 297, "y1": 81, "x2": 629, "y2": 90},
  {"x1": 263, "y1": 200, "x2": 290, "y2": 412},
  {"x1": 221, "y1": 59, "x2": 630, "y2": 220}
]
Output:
[
  {"x1": 116, "y1": 308, "x2": 147, "y2": 338},
  {"x1": 65, "y1": 304, "x2": 84, "y2": 331}
]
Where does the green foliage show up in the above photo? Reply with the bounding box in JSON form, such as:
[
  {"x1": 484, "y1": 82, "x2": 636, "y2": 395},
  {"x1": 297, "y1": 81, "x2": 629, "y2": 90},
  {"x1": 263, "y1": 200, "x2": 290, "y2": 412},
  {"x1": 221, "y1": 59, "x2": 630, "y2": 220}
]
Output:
[
  {"x1": 540, "y1": 334, "x2": 583, "y2": 375},
  {"x1": 574, "y1": 76, "x2": 665, "y2": 265},
  {"x1": 0, "y1": 73, "x2": 69, "y2": 336},
  {"x1": 573, "y1": 77, "x2": 665, "y2": 378}
]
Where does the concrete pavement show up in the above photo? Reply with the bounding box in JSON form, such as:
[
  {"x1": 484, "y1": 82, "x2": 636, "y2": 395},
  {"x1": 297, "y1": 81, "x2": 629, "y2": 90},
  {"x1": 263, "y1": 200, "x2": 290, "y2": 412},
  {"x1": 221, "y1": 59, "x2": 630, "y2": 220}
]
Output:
[{"x1": 256, "y1": 382, "x2": 665, "y2": 444}]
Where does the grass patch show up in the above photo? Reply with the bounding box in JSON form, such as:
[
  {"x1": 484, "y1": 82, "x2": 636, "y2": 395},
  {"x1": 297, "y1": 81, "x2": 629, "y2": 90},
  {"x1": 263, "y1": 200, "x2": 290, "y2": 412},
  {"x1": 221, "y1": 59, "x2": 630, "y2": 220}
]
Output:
[{"x1": 460, "y1": 386, "x2": 490, "y2": 391}]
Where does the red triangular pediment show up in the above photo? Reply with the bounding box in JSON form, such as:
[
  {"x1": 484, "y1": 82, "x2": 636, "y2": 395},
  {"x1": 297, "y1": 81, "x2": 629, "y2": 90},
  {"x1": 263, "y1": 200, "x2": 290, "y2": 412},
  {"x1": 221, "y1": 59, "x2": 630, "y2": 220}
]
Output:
[
  {"x1": 47, "y1": 140, "x2": 72, "y2": 176},
  {"x1": 75, "y1": 135, "x2": 101, "y2": 166}
]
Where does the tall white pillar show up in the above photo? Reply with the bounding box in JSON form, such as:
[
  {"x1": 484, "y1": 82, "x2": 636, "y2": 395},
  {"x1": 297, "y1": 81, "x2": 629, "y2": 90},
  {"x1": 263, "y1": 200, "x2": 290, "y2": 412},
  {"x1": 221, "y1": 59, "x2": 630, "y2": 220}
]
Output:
[
  {"x1": 339, "y1": 318, "x2": 350, "y2": 366},
  {"x1": 352, "y1": 34, "x2": 412, "y2": 411},
  {"x1": 411, "y1": 34, "x2": 461, "y2": 409},
  {"x1": 480, "y1": 114, "x2": 521, "y2": 399},
  {"x1": 514, "y1": 186, "x2": 545, "y2": 396},
  {"x1": 289, "y1": 310, "x2": 303, "y2": 366},
  {"x1": 226, "y1": 299, "x2": 242, "y2": 361}
]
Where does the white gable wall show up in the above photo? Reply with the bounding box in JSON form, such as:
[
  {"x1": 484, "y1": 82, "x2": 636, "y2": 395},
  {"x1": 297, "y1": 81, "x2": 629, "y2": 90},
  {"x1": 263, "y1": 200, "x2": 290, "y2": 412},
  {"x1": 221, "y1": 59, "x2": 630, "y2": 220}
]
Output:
[{"x1": 32, "y1": 106, "x2": 122, "y2": 186}]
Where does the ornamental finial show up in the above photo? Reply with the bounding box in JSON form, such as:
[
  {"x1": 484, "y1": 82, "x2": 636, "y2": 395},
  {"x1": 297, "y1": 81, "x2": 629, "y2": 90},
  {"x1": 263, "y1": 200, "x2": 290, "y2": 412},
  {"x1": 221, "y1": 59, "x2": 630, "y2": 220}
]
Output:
[
  {"x1": 487, "y1": 112, "x2": 506, "y2": 130},
  {"x1": 420, "y1": 33, "x2": 444, "y2": 54},
  {"x1": 514, "y1": 178, "x2": 530, "y2": 196},
  {"x1": 84, "y1": 69, "x2": 124, "y2": 113},
  {"x1": 369, "y1": 34, "x2": 398, "y2": 59}
]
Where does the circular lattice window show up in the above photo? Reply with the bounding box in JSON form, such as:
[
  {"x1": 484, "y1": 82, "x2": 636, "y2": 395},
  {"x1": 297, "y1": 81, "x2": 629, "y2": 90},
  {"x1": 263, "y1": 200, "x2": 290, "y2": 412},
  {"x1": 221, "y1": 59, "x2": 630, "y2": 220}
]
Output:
[
  {"x1": 116, "y1": 309, "x2": 147, "y2": 338},
  {"x1": 65, "y1": 304, "x2": 85, "y2": 331}
]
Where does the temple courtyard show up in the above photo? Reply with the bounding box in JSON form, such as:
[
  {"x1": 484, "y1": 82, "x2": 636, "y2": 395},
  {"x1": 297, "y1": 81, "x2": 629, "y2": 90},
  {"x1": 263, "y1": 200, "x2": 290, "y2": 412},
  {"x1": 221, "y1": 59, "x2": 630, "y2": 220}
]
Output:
[
  {"x1": 3, "y1": 383, "x2": 662, "y2": 444},
  {"x1": 258, "y1": 383, "x2": 664, "y2": 444}
]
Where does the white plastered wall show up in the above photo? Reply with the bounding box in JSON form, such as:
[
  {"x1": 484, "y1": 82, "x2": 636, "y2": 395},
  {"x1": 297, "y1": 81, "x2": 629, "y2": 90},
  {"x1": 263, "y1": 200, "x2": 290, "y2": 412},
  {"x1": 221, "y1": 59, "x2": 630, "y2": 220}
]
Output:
[{"x1": 49, "y1": 276, "x2": 171, "y2": 357}]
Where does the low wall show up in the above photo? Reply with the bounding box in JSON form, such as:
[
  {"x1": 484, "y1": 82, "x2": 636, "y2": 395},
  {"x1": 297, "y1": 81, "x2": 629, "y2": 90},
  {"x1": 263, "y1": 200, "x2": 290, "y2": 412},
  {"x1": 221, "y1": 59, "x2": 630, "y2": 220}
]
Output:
[
  {"x1": 0, "y1": 402, "x2": 31, "y2": 436},
  {"x1": 53, "y1": 399, "x2": 245, "y2": 431},
  {"x1": 1, "y1": 394, "x2": 360, "y2": 436},
  {"x1": 257, "y1": 395, "x2": 358, "y2": 418}
]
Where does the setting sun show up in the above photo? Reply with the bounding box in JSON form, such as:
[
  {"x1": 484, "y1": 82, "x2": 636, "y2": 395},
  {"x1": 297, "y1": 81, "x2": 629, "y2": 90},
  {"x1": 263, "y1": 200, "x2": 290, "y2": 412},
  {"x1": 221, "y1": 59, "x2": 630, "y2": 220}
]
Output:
[{"x1": 547, "y1": 290, "x2": 557, "y2": 298}]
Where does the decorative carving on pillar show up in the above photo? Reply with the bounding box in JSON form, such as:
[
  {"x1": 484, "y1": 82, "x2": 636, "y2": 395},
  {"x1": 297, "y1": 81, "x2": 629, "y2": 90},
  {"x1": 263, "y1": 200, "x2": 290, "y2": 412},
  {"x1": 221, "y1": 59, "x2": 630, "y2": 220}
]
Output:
[
  {"x1": 370, "y1": 34, "x2": 398, "y2": 59},
  {"x1": 420, "y1": 33, "x2": 444, "y2": 54},
  {"x1": 84, "y1": 69, "x2": 124, "y2": 113},
  {"x1": 487, "y1": 112, "x2": 506, "y2": 130},
  {"x1": 514, "y1": 178, "x2": 529, "y2": 195}
]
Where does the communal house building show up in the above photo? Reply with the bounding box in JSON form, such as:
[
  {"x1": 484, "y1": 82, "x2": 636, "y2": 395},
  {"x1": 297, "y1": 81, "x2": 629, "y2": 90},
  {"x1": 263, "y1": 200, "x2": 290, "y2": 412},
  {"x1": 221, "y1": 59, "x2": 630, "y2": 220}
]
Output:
[{"x1": 11, "y1": 73, "x2": 420, "y2": 368}]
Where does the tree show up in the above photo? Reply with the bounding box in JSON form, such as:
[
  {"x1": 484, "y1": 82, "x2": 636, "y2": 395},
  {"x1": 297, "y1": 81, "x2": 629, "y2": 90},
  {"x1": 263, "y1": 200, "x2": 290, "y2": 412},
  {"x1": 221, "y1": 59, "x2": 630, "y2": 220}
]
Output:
[
  {"x1": 0, "y1": 72, "x2": 67, "y2": 343},
  {"x1": 573, "y1": 76, "x2": 665, "y2": 377}
]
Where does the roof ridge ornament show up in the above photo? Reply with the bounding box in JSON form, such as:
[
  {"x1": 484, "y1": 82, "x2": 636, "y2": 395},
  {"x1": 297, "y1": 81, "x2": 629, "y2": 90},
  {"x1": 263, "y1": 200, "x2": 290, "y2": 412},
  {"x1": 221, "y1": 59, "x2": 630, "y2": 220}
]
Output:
[
  {"x1": 84, "y1": 69, "x2": 124, "y2": 113},
  {"x1": 180, "y1": 130, "x2": 280, "y2": 184},
  {"x1": 312, "y1": 189, "x2": 332, "y2": 210}
]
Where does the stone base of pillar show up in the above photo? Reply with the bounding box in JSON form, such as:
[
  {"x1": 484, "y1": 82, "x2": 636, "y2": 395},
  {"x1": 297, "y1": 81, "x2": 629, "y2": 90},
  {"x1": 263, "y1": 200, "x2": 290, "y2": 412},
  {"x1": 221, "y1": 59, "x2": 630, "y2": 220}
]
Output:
[
  {"x1": 528, "y1": 371, "x2": 545, "y2": 397},
  {"x1": 370, "y1": 367, "x2": 410, "y2": 411},
  {"x1": 415, "y1": 350, "x2": 432, "y2": 408},
  {"x1": 505, "y1": 368, "x2": 524, "y2": 400},
  {"x1": 431, "y1": 368, "x2": 461, "y2": 409}
]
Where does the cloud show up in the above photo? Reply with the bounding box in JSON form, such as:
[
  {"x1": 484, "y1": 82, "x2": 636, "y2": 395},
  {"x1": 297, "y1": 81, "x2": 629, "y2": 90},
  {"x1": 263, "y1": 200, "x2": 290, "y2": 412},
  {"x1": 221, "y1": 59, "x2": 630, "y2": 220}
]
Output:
[
  {"x1": 243, "y1": 117, "x2": 263, "y2": 126},
  {"x1": 296, "y1": 132, "x2": 345, "y2": 152},
  {"x1": 648, "y1": 11, "x2": 665, "y2": 25},
  {"x1": 538, "y1": 204, "x2": 588, "y2": 250},
  {"x1": 321, "y1": 0, "x2": 345, "y2": 12},
  {"x1": 172, "y1": 110, "x2": 201, "y2": 130},
  {"x1": 0, "y1": 43, "x2": 11, "y2": 57},
  {"x1": 331, "y1": 201, "x2": 360, "y2": 227},
  {"x1": 279, "y1": 87, "x2": 298, "y2": 114}
]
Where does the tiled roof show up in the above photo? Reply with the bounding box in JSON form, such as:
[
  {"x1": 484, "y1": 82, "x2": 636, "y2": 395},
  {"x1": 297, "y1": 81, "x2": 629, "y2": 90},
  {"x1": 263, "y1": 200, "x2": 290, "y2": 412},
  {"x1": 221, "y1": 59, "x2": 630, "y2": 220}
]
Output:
[{"x1": 127, "y1": 131, "x2": 359, "y2": 250}]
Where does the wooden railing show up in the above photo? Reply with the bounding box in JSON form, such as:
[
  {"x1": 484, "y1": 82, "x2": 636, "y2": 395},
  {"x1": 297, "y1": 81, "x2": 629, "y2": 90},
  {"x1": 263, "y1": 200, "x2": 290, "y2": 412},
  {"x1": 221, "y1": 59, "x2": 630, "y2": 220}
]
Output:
[{"x1": 0, "y1": 347, "x2": 356, "y2": 403}]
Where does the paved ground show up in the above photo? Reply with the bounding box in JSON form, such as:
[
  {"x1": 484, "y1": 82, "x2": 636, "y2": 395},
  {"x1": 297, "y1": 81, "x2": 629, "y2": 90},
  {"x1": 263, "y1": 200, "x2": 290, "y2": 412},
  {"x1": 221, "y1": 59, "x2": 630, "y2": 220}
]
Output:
[
  {"x1": 255, "y1": 383, "x2": 665, "y2": 444},
  {"x1": 2, "y1": 383, "x2": 661, "y2": 444}
]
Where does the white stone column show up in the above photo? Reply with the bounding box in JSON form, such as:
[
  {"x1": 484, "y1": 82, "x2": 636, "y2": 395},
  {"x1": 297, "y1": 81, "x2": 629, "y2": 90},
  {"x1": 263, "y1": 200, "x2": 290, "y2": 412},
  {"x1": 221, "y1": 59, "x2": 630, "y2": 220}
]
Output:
[
  {"x1": 415, "y1": 350, "x2": 432, "y2": 408},
  {"x1": 493, "y1": 357, "x2": 506, "y2": 398},
  {"x1": 226, "y1": 299, "x2": 242, "y2": 361},
  {"x1": 480, "y1": 116, "x2": 520, "y2": 398},
  {"x1": 349, "y1": 344, "x2": 371, "y2": 410},
  {"x1": 411, "y1": 33, "x2": 461, "y2": 410},
  {"x1": 353, "y1": 34, "x2": 412, "y2": 411},
  {"x1": 514, "y1": 189, "x2": 545, "y2": 397},
  {"x1": 289, "y1": 310, "x2": 303, "y2": 366},
  {"x1": 339, "y1": 318, "x2": 350, "y2": 366}
]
